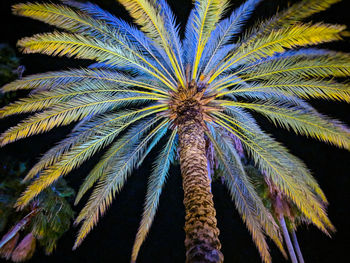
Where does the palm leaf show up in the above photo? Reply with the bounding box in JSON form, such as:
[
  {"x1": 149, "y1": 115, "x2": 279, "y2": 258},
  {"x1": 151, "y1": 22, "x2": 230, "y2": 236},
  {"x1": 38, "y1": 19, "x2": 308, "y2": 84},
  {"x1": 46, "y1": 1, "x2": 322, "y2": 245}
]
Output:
[
  {"x1": 13, "y1": 2, "x2": 177, "y2": 88},
  {"x1": 75, "y1": 118, "x2": 169, "y2": 205},
  {"x1": 18, "y1": 32, "x2": 177, "y2": 90},
  {"x1": 220, "y1": 78, "x2": 350, "y2": 103},
  {"x1": 213, "y1": 107, "x2": 334, "y2": 233},
  {"x1": 201, "y1": 0, "x2": 261, "y2": 76},
  {"x1": 185, "y1": 0, "x2": 230, "y2": 80},
  {"x1": 73, "y1": 119, "x2": 170, "y2": 249},
  {"x1": 213, "y1": 51, "x2": 350, "y2": 91},
  {"x1": 0, "y1": 93, "x2": 161, "y2": 146},
  {"x1": 24, "y1": 106, "x2": 163, "y2": 183},
  {"x1": 0, "y1": 81, "x2": 166, "y2": 118},
  {"x1": 118, "y1": 0, "x2": 185, "y2": 86},
  {"x1": 1, "y1": 68, "x2": 168, "y2": 95},
  {"x1": 210, "y1": 22, "x2": 345, "y2": 81},
  {"x1": 62, "y1": 0, "x2": 179, "y2": 85},
  {"x1": 206, "y1": 125, "x2": 283, "y2": 263},
  {"x1": 262, "y1": 0, "x2": 341, "y2": 33},
  {"x1": 221, "y1": 100, "x2": 350, "y2": 150},
  {"x1": 131, "y1": 128, "x2": 177, "y2": 262},
  {"x1": 15, "y1": 107, "x2": 165, "y2": 209}
]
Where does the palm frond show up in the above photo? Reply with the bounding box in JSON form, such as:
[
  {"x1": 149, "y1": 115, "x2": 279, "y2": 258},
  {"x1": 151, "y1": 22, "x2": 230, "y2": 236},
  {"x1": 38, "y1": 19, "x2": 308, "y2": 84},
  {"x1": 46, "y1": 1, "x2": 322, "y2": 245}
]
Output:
[
  {"x1": 215, "y1": 106, "x2": 328, "y2": 204},
  {"x1": 131, "y1": 128, "x2": 177, "y2": 262},
  {"x1": 62, "y1": 0, "x2": 179, "y2": 85},
  {"x1": 262, "y1": 0, "x2": 341, "y2": 33},
  {"x1": 206, "y1": 125, "x2": 283, "y2": 263},
  {"x1": 213, "y1": 51, "x2": 350, "y2": 92},
  {"x1": 184, "y1": 0, "x2": 229, "y2": 80},
  {"x1": 210, "y1": 22, "x2": 345, "y2": 81},
  {"x1": 15, "y1": 108, "x2": 165, "y2": 209},
  {"x1": 17, "y1": 32, "x2": 177, "y2": 90},
  {"x1": 156, "y1": 0, "x2": 184, "y2": 75},
  {"x1": 213, "y1": 107, "x2": 334, "y2": 233},
  {"x1": 24, "y1": 106, "x2": 162, "y2": 183},
  {"x1": 0, "y1": 81, "x2": 166, "y2": 119},
  {"x1": 201, "y1": 0, "x2": 261, "y2": 76},
  {"x1": 13, "y1": 3, "x2": 115, "y2": 39},
  {"x1": 74, "y1": 118, "x2": 169, "y2": 205},
  {"x1": 240, "y1": 51, "x2": 350, "y2": 81},
  {"x1": 73, "y1": 119, "x2": 170, "y2": 249},
  {"x1": 0, "y1": 93, "x2": 161, "y2": 146},
  {"x1": 118, "y1": 0, "x2": 185, "y2": 86},
  {"x1": 220, "y1": 78, "x2": 350, "y2": 103},
  {"x1": 13, "y1": 2, "x2": 178, "y2": 88},
  {"x1": 221, "y1": 100, "x2": 350, "y2": 150},
  {"x1": 1, "y1": 68, "x2": 168, "y2": 95}
]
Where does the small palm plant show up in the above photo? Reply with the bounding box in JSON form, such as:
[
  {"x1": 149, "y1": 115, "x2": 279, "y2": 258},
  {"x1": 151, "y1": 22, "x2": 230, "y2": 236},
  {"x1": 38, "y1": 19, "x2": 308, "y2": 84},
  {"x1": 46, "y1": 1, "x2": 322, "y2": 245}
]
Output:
[{"x1": 1, "y1": 0, "x2": 350, "y2": 262}]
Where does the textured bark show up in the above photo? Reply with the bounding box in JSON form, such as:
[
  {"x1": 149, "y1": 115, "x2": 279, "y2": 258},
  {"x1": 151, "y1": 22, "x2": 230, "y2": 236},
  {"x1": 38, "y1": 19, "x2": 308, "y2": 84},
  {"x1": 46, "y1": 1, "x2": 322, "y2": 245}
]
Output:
[{"x1": 178, "y1": 114, "x2": 223, "y2": 263}]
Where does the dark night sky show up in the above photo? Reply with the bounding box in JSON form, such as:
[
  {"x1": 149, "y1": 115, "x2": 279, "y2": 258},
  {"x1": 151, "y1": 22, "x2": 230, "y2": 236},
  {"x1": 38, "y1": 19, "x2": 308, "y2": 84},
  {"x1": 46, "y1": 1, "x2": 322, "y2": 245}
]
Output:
[{"x1": 0, "y1": 0, "x2": 349, "y2": 262}]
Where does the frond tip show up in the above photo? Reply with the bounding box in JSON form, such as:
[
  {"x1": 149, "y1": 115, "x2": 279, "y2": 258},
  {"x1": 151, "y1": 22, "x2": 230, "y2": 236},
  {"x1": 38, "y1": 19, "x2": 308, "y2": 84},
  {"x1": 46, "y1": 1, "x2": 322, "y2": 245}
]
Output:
[{"x1": 2, "y1": 0, "x2": 349, "y2": 262}]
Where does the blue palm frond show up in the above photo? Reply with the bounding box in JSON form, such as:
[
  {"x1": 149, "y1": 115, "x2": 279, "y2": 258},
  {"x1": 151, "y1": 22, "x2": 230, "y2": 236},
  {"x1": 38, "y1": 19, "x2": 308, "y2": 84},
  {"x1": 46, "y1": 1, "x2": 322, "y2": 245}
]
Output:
[{"x1": 201, "y1": 0, "x2": 261, "y2": 76}]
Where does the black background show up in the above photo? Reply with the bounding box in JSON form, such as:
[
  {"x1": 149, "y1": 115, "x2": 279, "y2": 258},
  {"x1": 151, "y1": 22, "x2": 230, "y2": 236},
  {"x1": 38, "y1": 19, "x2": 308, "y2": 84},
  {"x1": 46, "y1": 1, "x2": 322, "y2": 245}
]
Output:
[{"x1": 0, "y1": 0, "x2": 349, "y2": 262}]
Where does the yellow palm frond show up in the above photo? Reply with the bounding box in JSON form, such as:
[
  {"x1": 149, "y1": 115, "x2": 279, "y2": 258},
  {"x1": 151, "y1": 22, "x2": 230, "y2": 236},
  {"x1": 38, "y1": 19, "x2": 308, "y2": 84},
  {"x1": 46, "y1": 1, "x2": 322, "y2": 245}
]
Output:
[
  {"x1": 221, "y1": 101, "x2": 350, "y2": 150},
  {"x1": 215, "y1": 108, "x2": 334, "y2": 232},
  {"x1": 13, "y1": 3, "x2": 178, "y2": 89},
  {"x1": 1, "y1": 68, "x2": 169, "y2": 95},
  {"x1": 73, "y1": 119, "x2": 171, "y2": 249},
  {"x1": 18, "y1": 32, "x2": 177, "y2": 90},
  {"x1": 191, "y1": 0, "x2": 230, "y2": 80},
  {"x1": 75, "y1": 118, "x2": 168, "y2": 205},
  {"x1": 213, "y1": 52, "x2": 350, "y2": 92},
  {"x1": 262, "y1": 0, "x2": 341, "y2": 34},
  {"x1": 131, "y1": 128, "x2": 177, "y2": 262},
  {"x1": 210, "y1": 23, "x2": 345, "y2": 82},
  {"x1": 206, "y1": 126, "x2": 283, "y2": 263},
  {"x1": 0, "y1": 94, "x2": 161, "y2": 146},
  {"x1": 23, "y1": 106, "x2": 165, "y2": 183},
  {"x1": 118, "y1": 0, "x2": 185, "y2": 87},
  {"x1": 219, "y1": 78, "x2": 350, "y2": 103},
  {"x1": 15, "y1": 109, "x2": 165, "y2": 209}
]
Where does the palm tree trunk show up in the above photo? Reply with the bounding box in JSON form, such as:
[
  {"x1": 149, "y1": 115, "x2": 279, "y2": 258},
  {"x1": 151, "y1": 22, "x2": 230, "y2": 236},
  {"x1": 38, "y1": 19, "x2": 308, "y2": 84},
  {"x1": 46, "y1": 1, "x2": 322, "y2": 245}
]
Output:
[
  {"x1": 291, "y1": 229, "x2": 304, "y2": 263},
  {"x1": 279, "y1": 214, "x2": 298, "y2": 263},
  {"x1": 178, "y1": 116, "x2": 223, "y2": 263}
]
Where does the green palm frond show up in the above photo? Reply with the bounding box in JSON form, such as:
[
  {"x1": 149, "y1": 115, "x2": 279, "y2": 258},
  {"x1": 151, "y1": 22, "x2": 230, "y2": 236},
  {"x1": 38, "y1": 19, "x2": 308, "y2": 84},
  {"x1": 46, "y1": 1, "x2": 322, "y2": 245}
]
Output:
[
  {"x1": 1, "y1": 68, "x2": 168, "y2": 95},
  {"x1": 216, "y1": 107, "x2": 334, "y2": 233},
  {"x1": 0, "y1": 93, "x2": 161, "y2": 146},
  {"x1": 73, "y1": 117, "x2": 169, "y2": 249},
  {"x1": 2, "y1": 0, "x2": 349, "y2": 262},
  {"x1": 220, "y1": 78, "x2": 350, "y2": 102},
  {"x1": 221, "y1": 100, "x2": 350, "y2": 149},
  {"x1": 15, "y1": 108, "x2": 164, "y2": 209},
  {"x1": 74, "y1": 118, "x2": 169, "y2": 205},
  {"x1": 23, "y1": 107, "x2": 161, "y2": 183},
  {"x1": 206, "y1": 125, "x2": 284, "y2": 263},
  {"x1": 210, "y1": 22, "x2": 345, "y2": 81},
  {"x1": 131, "y1": 128, "x2": 177, "y2": 262}
]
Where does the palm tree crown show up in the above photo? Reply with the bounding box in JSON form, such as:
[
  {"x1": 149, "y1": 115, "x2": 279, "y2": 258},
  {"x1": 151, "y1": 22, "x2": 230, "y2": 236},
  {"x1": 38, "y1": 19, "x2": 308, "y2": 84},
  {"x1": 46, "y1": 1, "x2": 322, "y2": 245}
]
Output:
[{"x1": 1, "y1": 0, "x2": 349, "y2": 262}]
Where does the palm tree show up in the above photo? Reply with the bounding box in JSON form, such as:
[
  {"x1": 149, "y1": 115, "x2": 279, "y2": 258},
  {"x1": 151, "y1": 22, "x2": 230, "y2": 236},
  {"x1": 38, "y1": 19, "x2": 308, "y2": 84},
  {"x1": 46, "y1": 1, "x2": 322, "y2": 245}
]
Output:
[{"x1": 1, "y1": 0, "x2": 349, "y2": 262}]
